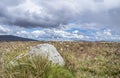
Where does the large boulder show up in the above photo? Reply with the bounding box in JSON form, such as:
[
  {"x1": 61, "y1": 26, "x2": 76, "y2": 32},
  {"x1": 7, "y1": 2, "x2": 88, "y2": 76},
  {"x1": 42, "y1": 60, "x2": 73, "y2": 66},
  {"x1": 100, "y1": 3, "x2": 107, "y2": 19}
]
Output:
[{"x1": 28, "y1": 44, "x2": 65, "y2": 66}]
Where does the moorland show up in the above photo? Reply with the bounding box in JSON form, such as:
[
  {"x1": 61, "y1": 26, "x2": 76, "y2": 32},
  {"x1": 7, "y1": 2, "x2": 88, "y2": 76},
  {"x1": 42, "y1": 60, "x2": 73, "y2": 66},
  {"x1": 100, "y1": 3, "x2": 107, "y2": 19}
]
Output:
[{"x1": 0, "y1": 41, "x2": 120, "y2": 78}]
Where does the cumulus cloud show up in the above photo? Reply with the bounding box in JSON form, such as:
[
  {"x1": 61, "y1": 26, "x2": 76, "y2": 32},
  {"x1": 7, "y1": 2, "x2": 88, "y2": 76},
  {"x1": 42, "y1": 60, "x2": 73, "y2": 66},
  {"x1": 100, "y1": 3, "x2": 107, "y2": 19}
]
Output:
[
  {"x1": 0, "y1": 0, "x2": 120, "y2": 41},
  {"x1": 0, "y1": 25, "x2": 11, "y2": 34},
  {"x1": 0, "y1": 25, "x2": 119, "y2": 41},
  {"x1": 0, "y1": 0, "x2": 120, "y2": 30},
  {"x1": 13, "y1": 28, "x2": 87, "y2": 41},
  {"x1": 14, "y1": 28, "x2": 120, "y2": 41}
]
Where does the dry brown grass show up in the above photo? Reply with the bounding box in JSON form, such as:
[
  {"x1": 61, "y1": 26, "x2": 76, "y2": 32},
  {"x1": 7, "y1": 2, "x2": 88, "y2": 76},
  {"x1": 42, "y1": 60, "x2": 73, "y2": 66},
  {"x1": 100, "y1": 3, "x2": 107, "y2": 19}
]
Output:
[{"x1": 0, "y1": 41, "x2": 120, "y2": 78}]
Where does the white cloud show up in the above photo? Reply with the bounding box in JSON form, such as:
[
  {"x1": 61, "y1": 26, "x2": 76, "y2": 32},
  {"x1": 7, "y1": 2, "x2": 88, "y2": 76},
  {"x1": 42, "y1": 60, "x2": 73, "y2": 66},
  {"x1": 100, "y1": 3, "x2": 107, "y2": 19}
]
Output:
[
  {"x1": 16, "y1": 30, "x2": 30, "y2": 38},
  {"x1": 0, "y1": 0, "x2": 120, "y2": 30},
  {"x1": 95, "y1": 29, "x2": 112, "y2": 38},
  {"x1": 0, "y1": 25, "x2": 119, "y2": 41},
  {"x1": 45, "y1": 29, "x2": 85, "y2": 40},
  {"x1": 62, "y1": 23, "x2": 104, "y2": 31},
  {"x1": 16, "y1": 31, "x2": 29, "y2": 35},
  {"x1": 0, "y1": 25, "x2": 11, "y2": 34},
  {"x1": 72, "y1": 30, "x2": 79, "y2": 34},
  {"x1": 31, "y1": 30, "x2": 46, "y2": 38},
  {"x1": 14, "y1": 29, "x2": 86, "y2": 40},
  {"x1": 103, "y1": 29, "x2": 112, "y2": 36},
  {"x1": 0, "y1": 0, "x2": 120, "y2": 41},
  {"x1": 94, "y1": 29, "x2": 120, "y2": 41}
]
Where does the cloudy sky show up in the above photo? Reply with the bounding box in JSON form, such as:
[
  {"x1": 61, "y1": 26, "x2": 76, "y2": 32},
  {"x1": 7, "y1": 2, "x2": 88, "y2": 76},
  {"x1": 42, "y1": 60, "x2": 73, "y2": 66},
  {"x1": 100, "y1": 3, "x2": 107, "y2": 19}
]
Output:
[{"x1": 0, "y1": 0, "x2": 120, "y2": 41}]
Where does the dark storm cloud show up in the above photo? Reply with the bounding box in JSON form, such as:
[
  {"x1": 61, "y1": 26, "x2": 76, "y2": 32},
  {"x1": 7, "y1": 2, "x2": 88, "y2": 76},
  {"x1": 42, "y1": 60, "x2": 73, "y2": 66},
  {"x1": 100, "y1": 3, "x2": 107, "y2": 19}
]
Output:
[
  {"x1": 0, "y1": 0, "x2": 68, "y2": 28},
  {"x1": 0, "y1": 0, "x2": 120, "y2": 32}
]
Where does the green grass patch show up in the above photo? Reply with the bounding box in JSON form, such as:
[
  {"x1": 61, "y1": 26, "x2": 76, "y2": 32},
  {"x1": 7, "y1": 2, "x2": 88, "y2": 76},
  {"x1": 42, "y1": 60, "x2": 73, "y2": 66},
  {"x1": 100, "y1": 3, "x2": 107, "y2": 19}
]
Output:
[{"x1": 0, "y1": 52, "x2": 74, "y2": 78}]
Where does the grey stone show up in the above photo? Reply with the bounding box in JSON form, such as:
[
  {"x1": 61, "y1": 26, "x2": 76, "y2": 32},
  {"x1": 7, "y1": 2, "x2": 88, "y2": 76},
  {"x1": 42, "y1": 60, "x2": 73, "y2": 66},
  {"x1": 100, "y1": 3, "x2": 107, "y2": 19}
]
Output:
[{"x1": 28, "y1": 44, "x2": 65, "y2": 66}]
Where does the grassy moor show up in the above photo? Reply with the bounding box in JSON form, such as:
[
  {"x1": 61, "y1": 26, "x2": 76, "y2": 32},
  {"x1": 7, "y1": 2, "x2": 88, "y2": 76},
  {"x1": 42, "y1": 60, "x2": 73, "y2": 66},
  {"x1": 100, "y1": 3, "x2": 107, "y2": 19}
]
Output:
[{"x1": 0, "y1": 41, "x2": 120, "y2": 78}]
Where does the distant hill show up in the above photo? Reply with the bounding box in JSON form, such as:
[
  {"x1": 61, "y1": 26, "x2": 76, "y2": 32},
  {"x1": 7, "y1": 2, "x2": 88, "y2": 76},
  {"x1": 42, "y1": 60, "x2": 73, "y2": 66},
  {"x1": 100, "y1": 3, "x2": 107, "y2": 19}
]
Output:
[{"x1": 0, "y1": 35, "x2": 37, "y2": 41}]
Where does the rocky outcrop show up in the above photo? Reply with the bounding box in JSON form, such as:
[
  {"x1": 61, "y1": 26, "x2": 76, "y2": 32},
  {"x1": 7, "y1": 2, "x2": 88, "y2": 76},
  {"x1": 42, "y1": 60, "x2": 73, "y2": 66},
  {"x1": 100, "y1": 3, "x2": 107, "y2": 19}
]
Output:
[{"x1": 28, "y1": 44, "x2": 65, "y2": 66}]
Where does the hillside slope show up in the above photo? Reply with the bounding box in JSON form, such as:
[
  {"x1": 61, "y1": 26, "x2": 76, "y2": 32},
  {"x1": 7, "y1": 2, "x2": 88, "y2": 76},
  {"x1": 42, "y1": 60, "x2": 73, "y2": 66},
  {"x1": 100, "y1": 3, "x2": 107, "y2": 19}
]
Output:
[{"x1": 0, "y1": 35, "x2": 37, "y2": 41}]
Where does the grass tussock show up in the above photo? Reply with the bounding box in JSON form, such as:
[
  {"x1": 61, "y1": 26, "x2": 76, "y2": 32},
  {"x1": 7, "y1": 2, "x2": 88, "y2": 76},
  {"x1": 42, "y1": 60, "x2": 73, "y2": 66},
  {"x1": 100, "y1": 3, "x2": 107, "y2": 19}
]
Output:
[{"x1": 0, "y1": 52, "x2": 74, "y2": 78}]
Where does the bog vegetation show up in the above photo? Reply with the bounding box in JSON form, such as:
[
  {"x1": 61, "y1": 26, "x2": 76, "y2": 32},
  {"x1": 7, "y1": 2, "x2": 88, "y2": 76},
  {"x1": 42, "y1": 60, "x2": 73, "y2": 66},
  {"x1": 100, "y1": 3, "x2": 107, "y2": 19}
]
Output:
[{"x1": 0, "y1": 41, "x2": 120, "y2": 78}]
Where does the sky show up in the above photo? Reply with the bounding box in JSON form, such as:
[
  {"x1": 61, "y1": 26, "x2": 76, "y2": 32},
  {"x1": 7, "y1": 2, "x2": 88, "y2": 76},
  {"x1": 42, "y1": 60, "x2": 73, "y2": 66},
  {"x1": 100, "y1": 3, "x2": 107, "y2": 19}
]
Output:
[{"x1": 0, "y1": 0, "x2": 120, "y2": 41}]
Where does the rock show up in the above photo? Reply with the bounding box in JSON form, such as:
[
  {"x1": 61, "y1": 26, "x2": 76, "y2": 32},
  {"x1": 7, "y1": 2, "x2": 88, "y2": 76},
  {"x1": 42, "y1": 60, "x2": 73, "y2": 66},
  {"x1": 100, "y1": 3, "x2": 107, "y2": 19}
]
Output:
[{"x1": 28, "y1": 44, "x2": 65, "y2": 66}]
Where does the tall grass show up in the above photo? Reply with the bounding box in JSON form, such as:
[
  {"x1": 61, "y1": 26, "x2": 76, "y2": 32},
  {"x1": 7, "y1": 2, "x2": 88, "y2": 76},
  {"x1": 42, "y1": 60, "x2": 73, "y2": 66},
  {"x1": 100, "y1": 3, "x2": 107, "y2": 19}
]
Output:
[
  {"x1": 0, "y1": 41, "x2": 120, "y2": 78},
  {"x1": 0, "y1": 52, "x2": 74, "y2": 78}
]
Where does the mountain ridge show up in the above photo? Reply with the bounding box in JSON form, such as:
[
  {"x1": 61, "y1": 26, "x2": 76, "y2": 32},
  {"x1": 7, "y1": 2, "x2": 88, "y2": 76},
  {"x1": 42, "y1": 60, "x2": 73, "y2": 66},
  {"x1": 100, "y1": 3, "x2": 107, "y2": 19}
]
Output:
[{"x1": 0, "y1": 35, "x2": 37, "y2": 41}]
